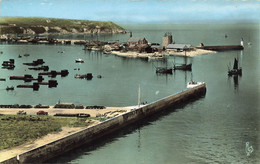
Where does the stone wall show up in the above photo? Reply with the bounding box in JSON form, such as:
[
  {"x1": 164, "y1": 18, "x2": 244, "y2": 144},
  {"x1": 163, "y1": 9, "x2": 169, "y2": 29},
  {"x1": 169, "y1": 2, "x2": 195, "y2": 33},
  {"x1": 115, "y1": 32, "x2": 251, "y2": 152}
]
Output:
[{"x1": 1, "y1": 83, "x2": 206, "y2": 164}]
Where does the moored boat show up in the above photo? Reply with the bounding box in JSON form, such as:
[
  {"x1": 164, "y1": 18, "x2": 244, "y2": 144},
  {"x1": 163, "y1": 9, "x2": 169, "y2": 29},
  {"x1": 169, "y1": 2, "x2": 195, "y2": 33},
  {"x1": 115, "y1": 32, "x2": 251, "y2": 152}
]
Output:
[
  {"x1": 156, "y1": 67, "x2": 172, "y2": 74},
  {"x1": 187, "y1": 81, "x2": 205, "y2": 88},
  {"x1": 6, "y1": 86, "x2": 14, "y2": 91},
  {"x1": 75, "y1": 58, "x2": 84, "y2": 63},
  {"x1": 228, "y1": 58, "x2": 242, "y2": 76}
]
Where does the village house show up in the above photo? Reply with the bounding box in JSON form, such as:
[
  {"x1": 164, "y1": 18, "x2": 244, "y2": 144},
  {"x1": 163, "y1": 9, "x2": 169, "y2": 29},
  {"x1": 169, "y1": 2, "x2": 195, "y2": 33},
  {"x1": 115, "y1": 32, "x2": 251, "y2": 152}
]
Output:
[
  {"x1": 127, "y1": 37, "x2": 149, "y2": 51},
  {"x1": 127, "y1": 37, "x2": 148, "y2": 46}
]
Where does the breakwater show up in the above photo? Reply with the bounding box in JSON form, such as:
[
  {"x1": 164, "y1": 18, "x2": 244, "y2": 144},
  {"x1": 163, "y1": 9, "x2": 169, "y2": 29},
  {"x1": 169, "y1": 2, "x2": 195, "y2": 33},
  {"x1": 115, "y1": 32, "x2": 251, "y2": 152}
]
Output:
[
  {"x1": 196, "y1": 45, "x2": 244, "y2": 51},
  {"x1": 1, "y1": 83, "x2": 206, "y2": 164}
]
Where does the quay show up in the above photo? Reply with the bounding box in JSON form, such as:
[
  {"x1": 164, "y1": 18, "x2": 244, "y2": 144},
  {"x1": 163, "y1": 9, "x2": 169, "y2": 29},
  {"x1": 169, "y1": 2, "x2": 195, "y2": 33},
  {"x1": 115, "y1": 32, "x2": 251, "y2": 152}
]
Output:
[
  {"x1": 0, "y1": 83, "x2": 206, "y2": 164},
  {"x1": 196, "y1": 45, "x2": 244, "y2": 51}
]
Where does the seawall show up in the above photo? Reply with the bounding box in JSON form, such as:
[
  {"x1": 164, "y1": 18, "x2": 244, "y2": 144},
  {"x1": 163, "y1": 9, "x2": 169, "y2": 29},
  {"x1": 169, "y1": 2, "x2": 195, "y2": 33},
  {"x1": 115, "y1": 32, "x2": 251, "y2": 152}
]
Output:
[
  {"x1": 196, "y1": 45, "x2": 244, "y2": 51},
  {"x1": 1, "y1": 83, "x2": 206, "y2": 164}
]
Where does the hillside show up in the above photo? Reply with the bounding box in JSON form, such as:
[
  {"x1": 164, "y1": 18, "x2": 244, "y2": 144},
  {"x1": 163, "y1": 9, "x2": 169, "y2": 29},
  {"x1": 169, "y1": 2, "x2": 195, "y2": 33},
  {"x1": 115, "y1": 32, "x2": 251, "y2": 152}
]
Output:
[{"x1": 0, "y1": 17, "x2": 127, "y2": 35}]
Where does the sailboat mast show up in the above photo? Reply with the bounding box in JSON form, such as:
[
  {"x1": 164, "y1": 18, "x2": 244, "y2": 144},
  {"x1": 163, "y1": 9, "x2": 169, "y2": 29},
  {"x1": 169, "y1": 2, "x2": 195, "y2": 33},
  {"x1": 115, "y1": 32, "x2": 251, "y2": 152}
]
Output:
[
  {"x1": 184, "y1": 50, "x2": 187, "y2": 65},
  {"x1": 138, "y1": 84, "x2": 141, "y2": 107}
]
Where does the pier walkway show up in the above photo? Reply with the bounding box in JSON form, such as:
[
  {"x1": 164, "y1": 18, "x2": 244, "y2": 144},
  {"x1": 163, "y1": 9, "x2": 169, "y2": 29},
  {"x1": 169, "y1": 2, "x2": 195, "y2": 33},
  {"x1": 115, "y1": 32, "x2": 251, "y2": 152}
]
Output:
[{"x1": 0, "y1": 83, "x2": 206, "y2": 163}]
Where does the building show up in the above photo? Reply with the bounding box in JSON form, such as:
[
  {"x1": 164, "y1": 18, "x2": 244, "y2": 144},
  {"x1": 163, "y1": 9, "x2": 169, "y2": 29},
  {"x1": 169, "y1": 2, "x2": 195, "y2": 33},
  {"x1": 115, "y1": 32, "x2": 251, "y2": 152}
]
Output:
[
  {"x1": 167, "y1": 44, "x2": 191, "y2": 52},
  {"x1": 162, "y1": 32, "x2": 174, "y2": 48},
  {"x1": 127, "y1": 37, "x2": 148, "y2": 46}
]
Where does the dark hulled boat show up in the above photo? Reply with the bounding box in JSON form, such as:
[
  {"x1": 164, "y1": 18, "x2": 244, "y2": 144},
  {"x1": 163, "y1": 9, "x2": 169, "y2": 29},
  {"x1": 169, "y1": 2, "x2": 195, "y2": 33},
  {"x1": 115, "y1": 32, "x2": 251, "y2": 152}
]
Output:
[
  {"x1": 173, "y1": 51, "x2": 192, "y2": 71},
  {"x1": 228, "y1": 58, "x2": 242, "y2": 76},
  {"x1": 156, "y1": 67, "x2": 173, "y2": 74},
  {"x1": 173, "y1": 63, "x2": 192, "y2": 71}
]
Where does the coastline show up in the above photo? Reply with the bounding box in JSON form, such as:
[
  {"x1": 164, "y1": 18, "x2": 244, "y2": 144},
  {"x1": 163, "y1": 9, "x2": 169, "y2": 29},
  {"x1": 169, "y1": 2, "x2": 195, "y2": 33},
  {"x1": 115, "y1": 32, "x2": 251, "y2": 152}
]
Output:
[
  {"x1": 167, "y1": 48, "x2": 217, "y2": 57},
  {"x1": 111, "y1": 48, "x2": 216, "y2": 59}
]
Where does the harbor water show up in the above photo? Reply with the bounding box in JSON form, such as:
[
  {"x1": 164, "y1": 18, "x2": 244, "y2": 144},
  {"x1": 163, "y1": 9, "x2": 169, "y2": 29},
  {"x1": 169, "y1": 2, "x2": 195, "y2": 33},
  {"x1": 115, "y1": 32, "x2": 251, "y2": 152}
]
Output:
[{"x1": 0, "y1": 24, "x2": 259, "y2": 163}]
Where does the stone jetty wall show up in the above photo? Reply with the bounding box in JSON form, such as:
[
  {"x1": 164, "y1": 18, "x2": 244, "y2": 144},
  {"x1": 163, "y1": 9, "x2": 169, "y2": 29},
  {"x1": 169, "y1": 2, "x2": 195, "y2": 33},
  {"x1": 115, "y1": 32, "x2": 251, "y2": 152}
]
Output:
[{"x1": 1, "y1": 83, "x2": 206, "y2": 164}]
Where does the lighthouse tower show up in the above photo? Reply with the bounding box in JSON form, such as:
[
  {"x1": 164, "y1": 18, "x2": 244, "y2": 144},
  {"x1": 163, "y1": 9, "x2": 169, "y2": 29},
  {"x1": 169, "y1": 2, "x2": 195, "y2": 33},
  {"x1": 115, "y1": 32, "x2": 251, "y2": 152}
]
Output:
[{"x1": 240, "y1": 38, "x2": 244, "y2": 47}]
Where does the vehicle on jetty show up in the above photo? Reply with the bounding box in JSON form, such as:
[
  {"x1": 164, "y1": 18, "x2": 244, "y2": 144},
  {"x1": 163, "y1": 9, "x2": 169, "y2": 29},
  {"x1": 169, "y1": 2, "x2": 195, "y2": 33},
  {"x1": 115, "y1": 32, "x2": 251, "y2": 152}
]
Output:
[
  {"x1": 34, "y1": 104, "x2": 50, "y2": 108},
  {"x1": 54, "y1": 113, "x2": 90, "y2": 118},
  {"x1": 228, "y1": 58, "x2": 242, "y2": 76},
  {"x1": 75, "y1": 58, "x2": 84, "y2": 63},
  {"x1": 75, "y1": 104, "x2": 84, "y2": 109},
  {"x1": 54, "y1": 103, "x2": 75, "y2": 109},
  {"x1": 37, "y1": 110, "x2": 48, "y2": 115},
  {"x1": 85, "y1": 105, "x2": 106, "y2": 109},
  {"x1": 17, "y1": 110, "x2": 26, "y2": 115}
]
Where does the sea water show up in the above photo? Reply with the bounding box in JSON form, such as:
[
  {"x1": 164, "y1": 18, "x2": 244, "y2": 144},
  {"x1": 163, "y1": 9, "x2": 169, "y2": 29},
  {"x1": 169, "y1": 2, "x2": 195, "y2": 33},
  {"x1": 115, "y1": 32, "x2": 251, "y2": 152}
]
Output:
[{"x1": 0, "y1": 24, "x2": 259, "y2": 163}]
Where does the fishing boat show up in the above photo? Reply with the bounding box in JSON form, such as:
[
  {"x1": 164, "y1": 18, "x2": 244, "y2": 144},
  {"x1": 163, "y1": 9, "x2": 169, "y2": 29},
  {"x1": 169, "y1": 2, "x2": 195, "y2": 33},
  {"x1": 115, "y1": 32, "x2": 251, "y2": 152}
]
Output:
[
  {"x1": 187, "y1": 73, "x2": 205, "y2": 88},
  {"x1": 155, "y1": 59, "x2": 172, "y2": 74},
  {"x1": 187, "y1": 81, "x2": 205, "y2": 88},
  {"x1": 228, "y1": 58, "x2": 242, "y2": 76},
  {"x1": 173, "y1": 51, "x2": 192, "y2": 71},
  {"x1": 75, "y1": 58, "x2": 84, "y2": 63},
  {"x1": 156, "y1": 67, "x2": 172, "y2": 74},
  {"x1": 6, "y1": 86, "x2": 14, "y2": 91},
  {"x1": 173, "y1": 63, "x2": 192, "y2": 71}
]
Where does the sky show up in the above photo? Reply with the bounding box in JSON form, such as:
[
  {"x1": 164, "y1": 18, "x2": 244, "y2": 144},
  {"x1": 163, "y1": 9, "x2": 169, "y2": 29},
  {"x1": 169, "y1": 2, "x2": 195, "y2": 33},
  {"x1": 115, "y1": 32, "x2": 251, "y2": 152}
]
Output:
[{"x1": 0, "y1": 0, "x2": 260, "y2": 24}]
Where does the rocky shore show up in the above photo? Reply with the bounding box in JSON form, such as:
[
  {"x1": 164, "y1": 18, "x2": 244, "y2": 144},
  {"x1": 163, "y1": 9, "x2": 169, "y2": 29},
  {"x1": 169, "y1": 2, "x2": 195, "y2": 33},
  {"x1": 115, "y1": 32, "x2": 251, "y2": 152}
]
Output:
[{"x1": 0, "y1": 17, "x2": 127, "y2": 35}]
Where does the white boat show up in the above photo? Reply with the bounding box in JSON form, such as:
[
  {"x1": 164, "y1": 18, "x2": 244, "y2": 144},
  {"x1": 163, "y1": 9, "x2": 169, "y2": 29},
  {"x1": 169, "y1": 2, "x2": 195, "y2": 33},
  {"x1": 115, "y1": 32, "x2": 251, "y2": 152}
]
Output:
[
  {"x1": 75, "y1": 58, "x2": 84, "y2": 63},
  {"x1": 187, "y1": 81, "x2": 205, "y2": 88}
]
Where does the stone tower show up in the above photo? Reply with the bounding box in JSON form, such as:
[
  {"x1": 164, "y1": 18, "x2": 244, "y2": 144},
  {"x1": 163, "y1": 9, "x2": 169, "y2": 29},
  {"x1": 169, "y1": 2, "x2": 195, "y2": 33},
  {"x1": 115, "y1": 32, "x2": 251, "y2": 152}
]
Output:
[{"x1": 162, "y1": 32, "x2": 174, "y2": 48}]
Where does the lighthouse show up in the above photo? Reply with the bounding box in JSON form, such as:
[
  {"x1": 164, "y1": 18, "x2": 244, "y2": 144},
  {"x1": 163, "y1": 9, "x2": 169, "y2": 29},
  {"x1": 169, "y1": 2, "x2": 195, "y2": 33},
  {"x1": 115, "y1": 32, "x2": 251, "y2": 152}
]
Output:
[{"x1": 240, "y1": 38, "x2": 244, "y2": 47}]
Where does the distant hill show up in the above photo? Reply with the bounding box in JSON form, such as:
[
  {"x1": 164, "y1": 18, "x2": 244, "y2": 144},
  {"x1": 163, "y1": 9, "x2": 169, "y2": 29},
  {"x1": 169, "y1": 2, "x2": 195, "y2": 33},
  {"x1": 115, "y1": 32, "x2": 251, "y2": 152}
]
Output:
[{"x1": 0, "y1": 17, "x2": 127, "y2": 35}]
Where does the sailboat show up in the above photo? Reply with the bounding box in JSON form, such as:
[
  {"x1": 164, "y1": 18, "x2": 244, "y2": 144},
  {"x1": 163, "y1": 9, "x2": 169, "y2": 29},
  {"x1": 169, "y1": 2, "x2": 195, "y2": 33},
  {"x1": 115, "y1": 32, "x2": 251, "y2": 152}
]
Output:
[
  {"x1": 155, "y1": 59, "x2": 172, "y2": 74},
  {"x1": 173, "y1": 50, "x2": 192, "y2": 71},
  {"x1": 228, "y1": 58, "x2": 242, "y2": 76},
  {"x1": 156, "y1": 67, "x2": 172, "y2": 74}
]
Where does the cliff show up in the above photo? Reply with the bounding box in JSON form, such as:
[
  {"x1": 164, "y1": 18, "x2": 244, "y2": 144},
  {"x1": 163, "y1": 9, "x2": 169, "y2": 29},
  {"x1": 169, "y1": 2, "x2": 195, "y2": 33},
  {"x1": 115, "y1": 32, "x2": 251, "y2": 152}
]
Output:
[{"x1": 0, "y1": 17, "x2": 127, "y2": 35}]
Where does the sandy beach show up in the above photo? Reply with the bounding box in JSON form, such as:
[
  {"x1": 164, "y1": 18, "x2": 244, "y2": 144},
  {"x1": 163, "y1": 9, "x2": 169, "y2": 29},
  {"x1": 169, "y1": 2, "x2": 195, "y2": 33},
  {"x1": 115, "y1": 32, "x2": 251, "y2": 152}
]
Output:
[
  {"x1": 111, "y1": 51, "x2": 166, "y2": 59},
  {"x1": 167, "y1": 48, "x2": 216, "y2": 57}
]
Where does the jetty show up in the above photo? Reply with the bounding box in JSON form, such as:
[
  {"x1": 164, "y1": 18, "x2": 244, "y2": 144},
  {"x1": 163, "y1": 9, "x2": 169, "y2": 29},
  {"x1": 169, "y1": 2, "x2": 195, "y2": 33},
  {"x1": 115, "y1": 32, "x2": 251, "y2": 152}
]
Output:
[
  {"x1": 0, "y1": 82, "x2": 206, "y2": 163},
  {"x1": 196, "y1": 40, "x2": 244, "y2": 51},
  {"x1": 196, "y1": 45, "x2": 244, "y2": 51}
]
